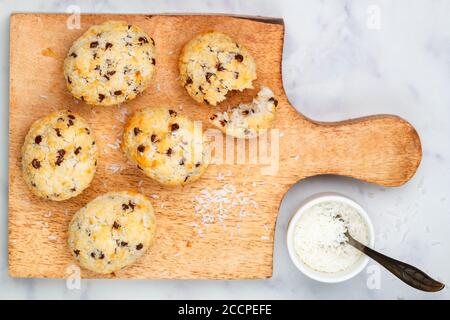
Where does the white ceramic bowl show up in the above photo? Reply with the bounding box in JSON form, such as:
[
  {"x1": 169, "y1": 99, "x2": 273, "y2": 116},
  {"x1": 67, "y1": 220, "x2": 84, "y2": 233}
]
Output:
[{"x1": 286, "y1": 192, "x2": 375, "y2": 283}]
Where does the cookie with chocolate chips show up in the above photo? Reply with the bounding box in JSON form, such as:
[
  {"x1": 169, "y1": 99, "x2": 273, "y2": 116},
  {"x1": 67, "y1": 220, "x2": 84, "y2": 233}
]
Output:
[
  {"x1": 68, "y1": 191, "x2": 156, "y2": 274},
  {"x1": 64, "y1": 20, "x2": 156, "y2": 106},
  {"x1": 21, "y1": 110, "x2": 98, "y2": 201},
  {"x1": 209, "y1": 87, "x2": 278, "y2": 139},
  {"x1": 179, "y1": 32, "x2": 257, "y2": 106},
  {"x1": 122, "y1": 107, "x2": 211, "y2": 186}
]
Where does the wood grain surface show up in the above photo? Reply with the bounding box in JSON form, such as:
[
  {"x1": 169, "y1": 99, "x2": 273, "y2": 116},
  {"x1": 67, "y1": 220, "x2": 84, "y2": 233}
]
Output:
[{"x1": 8, "y1": 13, "x2": 422, "y2": 279}]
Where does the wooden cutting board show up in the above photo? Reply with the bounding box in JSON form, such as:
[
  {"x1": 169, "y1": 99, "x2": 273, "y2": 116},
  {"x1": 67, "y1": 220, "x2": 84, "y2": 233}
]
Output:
[{"x1": 8, "y1": 13, "x2": 422, "y2": 279}]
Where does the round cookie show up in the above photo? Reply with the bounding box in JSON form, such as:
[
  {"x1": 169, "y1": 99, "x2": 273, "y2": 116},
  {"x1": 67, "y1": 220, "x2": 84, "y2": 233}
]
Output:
[
  {"x1": 21, "y1": 110, "x2": 98, "y2": 201},
  {"x1": 68, "y1": 191, "x2": 156, "y2": 274},
  {"x1": 122, "y1": 107, "x2": 211, "y2": 186},
  {"x1": 179, "y1": 32, "x2": 257, "y2": 106},
  {"x1": 64, "y1": 20, "x2": 156, "y2": 106}
]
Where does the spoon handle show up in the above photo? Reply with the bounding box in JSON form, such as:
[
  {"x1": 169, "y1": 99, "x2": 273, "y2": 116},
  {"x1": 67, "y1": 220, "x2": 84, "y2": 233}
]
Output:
[{"x1": 347, "y1": 235, "x2": 444, "y2": 292}]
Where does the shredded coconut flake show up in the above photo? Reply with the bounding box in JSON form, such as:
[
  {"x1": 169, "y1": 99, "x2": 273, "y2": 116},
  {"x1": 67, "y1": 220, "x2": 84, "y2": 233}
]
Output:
[
  {"x1": 191, "y1": 183, "x2": 258, "y2": 236},
  {"x1": 116, "y1": 107, "x2": 129, "y2": 123},
  {"x1": 106, "y1": 163, "x2": 123, "y2": 173},
  {"x1": 293, "y1": 201, "x2": 369, "y2": 273}
]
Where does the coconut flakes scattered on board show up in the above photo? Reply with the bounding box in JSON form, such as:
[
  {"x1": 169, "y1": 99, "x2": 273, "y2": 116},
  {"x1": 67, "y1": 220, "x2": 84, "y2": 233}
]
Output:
[
  {"x1": 191, "y1": 183, "x2": 259, "y2": 237},
  {"x1": 116, "y1": 106, "x2": 129, "y2": 124},
  {"x1": 106, "y1": 163, "x2": 123, "y2": 174}
]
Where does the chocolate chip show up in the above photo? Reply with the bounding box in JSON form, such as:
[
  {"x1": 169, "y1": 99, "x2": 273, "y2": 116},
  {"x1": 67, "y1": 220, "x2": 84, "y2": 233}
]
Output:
[
  {"x1": 74, "y1": 146, "x2": 82, "y2": 155},
  {"x1": 204, "y1": 99, "x2": 210, "y2": 105},
  {"x1": 134, "y1": 127, "x2": 141, "y2": 136},
  {"x1": 122, "y1": 203, "x2": 129, "y2": 210},
  {"x1": 184, "y1": 176, "x2": 189, "y2": 182},
  {"x1": 234, "y1": 72, "x2": 239, "y2": 79},
  {"x1": 242, "y1": 110, "x2": 249, "y2": 116},
  {"x1": 71, "y1": 187, "x2": 76, "y2": 192},
  {"x1": 67, "y1": 119, "x2": 74, "y2": 127},
  {"x1": 98, "y1": 93, "x2": 106, "y2": 102},
  {"x1": 216, "y1": 63, "x2": 225, "y2": 71},
  {"x1": 90, "y1": 41, "x2": 99, "y2": 48},
  {"x1": 32, "y1": 159, "x2": 40, "y2": 169},
  {"x1": 179, "y1": 157, "x2": 185, "y2": 165},
  {"x1": 90, "y1": 252, "x2": 96, "y2": 258},
  {"x1": 219, "y1": 120, "x2": 227, "y2": 127},
  {"x1": 205, "y1": 72, "x2": 214, "y2": 83},
  {"x1": 210, "y1": 114, "x2": 217, "y2": 121},
  {"x1": 54, "y1": 128, "x2": 61, "y2": 137},
  {"x1": 98, "y1": 252, "x2": 105, "y2": 259},
  {"x1": 150, "y1": 134, "x2": 158, "y2": 143},
  {"x1": 171, "y1": 123, "x2": 179, "y2": 131},
  {"x1": 70, "y1": 52, "x2": 77, "y2": 58},
  {"x1": 105, "y1": 42, "x2": 113, "y2": 49},
  {"x1": 138, "y1": 37, "x2": 149, "y2": 44},
  {"x1": 235, "y1": 54, "x2": 244, "y2": 62},
  {"x1": 55, "y1": 149, "x2": 65, "y2": 166},
  {"x1": 107, "y1": 70, "x2": 116, "y2": 76},
  {"x1": 128, "y1": 201, "x2": 135, "y2": 211},
  {"x1": 68, "y1": 114, "x2": 75, "y2": 120},
  {"x1": 169, "y1": 110, "x2": 177, "y2": 117},
  {"x1": 269, "y1": 97, "x2": 278, "y2": 107},
  {"x1": 67, "y1": 76, "x2": 72, "y2": 84},
  {"x1": 195, "y1": 162, "x2": 201, "y2": 167},
  {"x1": 120, "y1": 241, "x2": 128, "y2": 247},
  {"x1": 166, "y1": 148, "x2": 172, "y2": 156},
  {"x1": 185, "y1": 77, "x2": 193, "y2": 86},
  {"x1": 136, "y1": 243, "x2": 143, "y2": 250},
  {"x1": 112, "y1": 221, "x2": 121, "y2": 229},
  {"x1": 35, "y1": 135, "x2": 42, "y2": 144},
  {"x1": 73, "y1": 249, "x2": 80, "y2": 256},
  {"x1": 114, "y1": 90, "x2": 122, "y2": 96},
  {"x1": 137, "y1": 144, "x2": 145, "y2": 153},
  {"x1": 151, "y1": 58, "x2": 156, "y2": 65}
]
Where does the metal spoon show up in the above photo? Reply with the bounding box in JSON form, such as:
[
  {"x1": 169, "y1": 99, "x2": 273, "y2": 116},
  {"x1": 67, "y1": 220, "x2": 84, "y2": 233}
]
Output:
[{"x1": 344, "y1": 230, "x2": 445, "y2": 292}]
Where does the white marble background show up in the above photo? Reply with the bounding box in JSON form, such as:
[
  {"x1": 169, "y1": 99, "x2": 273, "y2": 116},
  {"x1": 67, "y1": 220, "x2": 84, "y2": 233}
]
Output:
[{"x1": 1, "y1": 0, "x2": 449, "y2": 299}]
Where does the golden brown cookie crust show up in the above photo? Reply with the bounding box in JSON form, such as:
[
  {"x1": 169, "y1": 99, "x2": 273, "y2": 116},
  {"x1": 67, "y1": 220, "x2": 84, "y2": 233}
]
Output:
[
  {"x1": 68, "y1": 191, "x2": 156, "y2": 274},
  {"x1": 122, "y1": 107, "x2": 211, "y2": 186},
  {"x1": 179, "y1": 32, "x2": 257, "y2": 106},
  {"x1": 64, "y1": 20, "x2": 156, "y2": 106},
  {"x1": 21, "y1": 110, "x2": 98, "y2": 201}
]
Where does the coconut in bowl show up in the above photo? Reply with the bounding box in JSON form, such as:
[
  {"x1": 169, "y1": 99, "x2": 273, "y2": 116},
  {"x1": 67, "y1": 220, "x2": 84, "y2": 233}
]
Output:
[{"x1": 287, "y1": 193, "x2": 375, "y2": 283}]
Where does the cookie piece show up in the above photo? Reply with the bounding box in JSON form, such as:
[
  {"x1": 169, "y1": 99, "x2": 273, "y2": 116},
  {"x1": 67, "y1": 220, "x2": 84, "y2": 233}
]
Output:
[
  {"x1": 64, "y1": 20, "x2": 156, "y2": 106},
  {"x1": 209, "y1": 87, "x2": 278, "y2": 139},
  {"x1": 122, "y1": 107, "x2": 211, "y2": 186},
  {"x1": 21, "y1": 110, "x2": 98, "y2": 201},
  {"x1": 179, "y1": 32, "x2": 257, "y2": 106},
  {"x1": 68, "y1": 191, "x2": 156, "y2": 274}
]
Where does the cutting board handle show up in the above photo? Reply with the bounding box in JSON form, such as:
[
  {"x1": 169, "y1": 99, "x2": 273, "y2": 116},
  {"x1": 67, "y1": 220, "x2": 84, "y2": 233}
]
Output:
[{"x1": 304, "y1": 115, "x2": 422, "y2": 186}]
